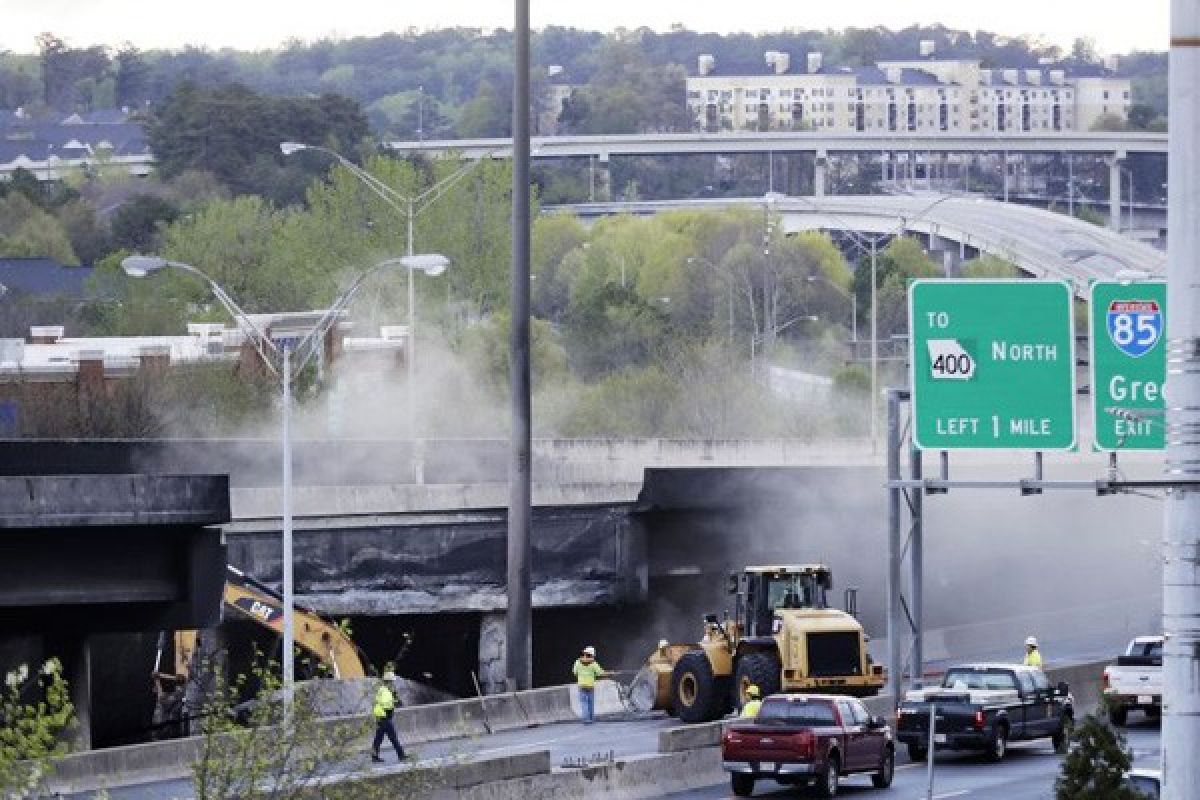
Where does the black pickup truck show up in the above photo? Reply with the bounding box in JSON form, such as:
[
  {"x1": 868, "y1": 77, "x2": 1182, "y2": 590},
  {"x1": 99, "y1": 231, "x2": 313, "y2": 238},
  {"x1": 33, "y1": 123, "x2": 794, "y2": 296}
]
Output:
[{"x1": 896, "y1": 664, "x2": 1073, "y2": 762}]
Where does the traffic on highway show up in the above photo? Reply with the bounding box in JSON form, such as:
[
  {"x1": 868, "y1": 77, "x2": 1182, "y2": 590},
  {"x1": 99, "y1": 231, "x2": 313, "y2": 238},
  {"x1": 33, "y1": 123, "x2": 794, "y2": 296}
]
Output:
[{"x1": 670, "y1": 721, "x2": 1161, "y2": 799}]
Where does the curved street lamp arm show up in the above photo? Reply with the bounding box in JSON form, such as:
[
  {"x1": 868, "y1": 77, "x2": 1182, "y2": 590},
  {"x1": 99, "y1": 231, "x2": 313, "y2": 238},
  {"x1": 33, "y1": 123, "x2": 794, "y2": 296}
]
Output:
[
  {"x1": 411, "y1": 153, "x2": 498, "y2": 214},
  {"x1": 160, "y1": 260, "x2": 280, "y2": 376},
  {"x1": 289, "y1": 257, "x2": 411, "y2": 373}
]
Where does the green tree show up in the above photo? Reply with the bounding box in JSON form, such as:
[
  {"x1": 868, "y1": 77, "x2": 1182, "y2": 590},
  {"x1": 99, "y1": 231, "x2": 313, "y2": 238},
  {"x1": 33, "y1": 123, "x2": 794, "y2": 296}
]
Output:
[
  {"x1": 857, "y1": 237, "x2": 937, "y2": 339},
  {"x1": 1075, "y1": 205, "x2": 1107, "y2": 227},
  {"x1": 456, "y1": 79, "x2": 510, "y2": 137},
  {"x1": 1070, "y1": 37, "x2": 1099, "y2": 64},
  {"x1": 560, "y1": 365, "x2": 679, "y2": 435},
  {"x1": 147, "y1": 82, "x2": 369, "y2": 195},
  {"x1": 114, "y1": 44, "x2": 150, "y2": 107},
  {"x1": 160, "y1": 195, "x2": 310, "y2": 312},
  {"x1": 1126, "y1": 104, "x2": 1158, "y2": 131},
  {"x1": 960, "y1": 254, "x2": 1019, "y2": 278},
  {"x1": 55, "y1": 199, "x2": 110, "y2": 265},
  {"x1": 0, "y1": 168, "x2": 46, "y2": 208},
  {"x1": 1054, "y1": 714, "x2": 1138, "y2": 799},
  {"x1": 459, "y1": 312, "x2": 568, "y2": 390},
  {"x1": 564, "y1": 280, "x2": 670, "y2": 378},
  {"x1": 0, "y1": 658, "x2": 74, "y2": 798},
  {"x1": 0, "y1": 193, "x2": 79, "y2": 264},
  {"x1": 531, "y1": 214, "x2": 588, "y2": 319},
  {"x1": 110, "y1": 194, "x2": 180, "y2": 253}
]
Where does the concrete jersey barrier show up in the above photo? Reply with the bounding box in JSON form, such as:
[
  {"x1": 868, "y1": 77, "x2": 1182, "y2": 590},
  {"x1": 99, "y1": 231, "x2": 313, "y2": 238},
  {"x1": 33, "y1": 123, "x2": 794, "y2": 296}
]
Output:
[{"x1": 46, "y1": 683, "x2": 592, "y2": 794}]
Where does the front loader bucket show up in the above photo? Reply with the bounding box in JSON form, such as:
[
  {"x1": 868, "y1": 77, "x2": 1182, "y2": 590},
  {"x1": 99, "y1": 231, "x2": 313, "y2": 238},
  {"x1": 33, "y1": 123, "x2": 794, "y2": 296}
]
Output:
[{"x1": 632, "y1": 643, "x2": 695, "y2": 712}]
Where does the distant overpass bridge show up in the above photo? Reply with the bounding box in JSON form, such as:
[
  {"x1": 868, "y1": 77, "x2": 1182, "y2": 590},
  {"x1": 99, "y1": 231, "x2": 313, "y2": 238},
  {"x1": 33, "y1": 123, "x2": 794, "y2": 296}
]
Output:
[
  {"x1": 548, "y1": 194, "x2": 1167, "y2": 292},
  {"x1": 386, "y1": 131, "x2": 1168, "y2": 160},
  {"x1": 388, "y1": 131, "x2": 1165, "y2": 229}
]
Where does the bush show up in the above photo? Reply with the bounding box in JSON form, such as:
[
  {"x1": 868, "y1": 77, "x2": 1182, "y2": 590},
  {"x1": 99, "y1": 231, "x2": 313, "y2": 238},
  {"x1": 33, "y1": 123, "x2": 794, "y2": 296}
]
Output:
[
  {"x1": 1054, "y1": 713, "x2": 1139, "y2": 799},
  {"x1": 191, "y1": 653, "x2": 435, "y2": 800},
  {"x1": 0, "y1": 659, "x2": 74, "y2": 799}
]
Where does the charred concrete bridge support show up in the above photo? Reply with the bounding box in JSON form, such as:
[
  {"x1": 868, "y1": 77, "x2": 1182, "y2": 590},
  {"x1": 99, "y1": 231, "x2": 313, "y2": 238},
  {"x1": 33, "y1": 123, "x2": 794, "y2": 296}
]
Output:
[
  {"x1": 0, "y1": 475, "x2": 229, "y2": 748},
  {"x1": 222, "y1": 502, "x2": 645, "y2": 696}
]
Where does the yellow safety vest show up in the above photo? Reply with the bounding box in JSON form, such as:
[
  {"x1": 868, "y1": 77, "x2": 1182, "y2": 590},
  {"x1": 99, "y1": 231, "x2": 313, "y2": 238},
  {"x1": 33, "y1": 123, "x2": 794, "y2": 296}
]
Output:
[
  {"x1": 573, "y1": 659, "x2": 604, "y2": 689},
  {"x1": 373, "y1": 684, "x2": 396, "y2": 719},
  {"x1": 1024, "y1": 650, "x2": 1043, "y2": 667},
  {"x1": 742, "y1": 699, "x2": 763, "y2": 718}
]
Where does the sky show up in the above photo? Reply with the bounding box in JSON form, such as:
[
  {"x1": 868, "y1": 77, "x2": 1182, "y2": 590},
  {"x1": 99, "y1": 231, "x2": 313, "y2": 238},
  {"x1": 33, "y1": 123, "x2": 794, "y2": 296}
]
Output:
[{"x1": 0, "y1": 0, "x2": 1169, "y2": 55}]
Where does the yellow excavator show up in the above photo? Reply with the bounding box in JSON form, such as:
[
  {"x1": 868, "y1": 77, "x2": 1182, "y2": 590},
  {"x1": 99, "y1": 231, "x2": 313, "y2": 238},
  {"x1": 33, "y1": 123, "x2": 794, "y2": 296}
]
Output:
[
  {"x1": 152, "y1": 565, "x2": 389, "y2": 735},
  {"x1": 632, "y1": 564, "x2": 885, "y2": 723}
]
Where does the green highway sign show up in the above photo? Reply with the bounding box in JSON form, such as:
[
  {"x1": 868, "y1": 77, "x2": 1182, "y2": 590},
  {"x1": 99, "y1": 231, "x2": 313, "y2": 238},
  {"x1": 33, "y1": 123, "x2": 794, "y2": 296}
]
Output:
[
  {"x1": 1089, "y1": 280, "x2": 1166, "y2": 451},
  {"x1": 909, "y1": 280, "x2": 1076, "y2": 450}
]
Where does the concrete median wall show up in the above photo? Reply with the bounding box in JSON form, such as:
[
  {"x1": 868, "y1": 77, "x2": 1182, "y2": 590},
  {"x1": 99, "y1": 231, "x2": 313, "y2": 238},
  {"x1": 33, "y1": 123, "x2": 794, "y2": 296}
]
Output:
[
  {"x1": 44, "y1": 684, "x2": 590, "y2": 794},
  {"x1": 451, "y1": 748, "x2": 724, "y2": 800},
  {"x1": 328, "y1": 750, "x2": 552, "y2": 799}
]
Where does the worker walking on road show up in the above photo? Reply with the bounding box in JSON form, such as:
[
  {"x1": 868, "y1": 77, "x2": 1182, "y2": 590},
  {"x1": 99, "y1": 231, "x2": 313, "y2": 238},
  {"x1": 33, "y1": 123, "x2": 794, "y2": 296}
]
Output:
[
  {"x1": 740, "y1": 684, "x2": 763, "y2": 718},
  {"x1": 573, "y1": 646, "x2": 607, "y2": 724},
  {"x1": 371, "y1": 670, "x2": 406, "y2": 763},
  {"x1": 1023, "y1": 636, "x2": 1044, "y2": 667}
]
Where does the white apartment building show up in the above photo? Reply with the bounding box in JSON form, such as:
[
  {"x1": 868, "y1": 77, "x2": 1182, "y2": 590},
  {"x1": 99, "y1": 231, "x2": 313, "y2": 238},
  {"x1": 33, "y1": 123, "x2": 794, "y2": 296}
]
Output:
[{"x1": 686, "y1": 45, "x2": 1131, "y2": 134}]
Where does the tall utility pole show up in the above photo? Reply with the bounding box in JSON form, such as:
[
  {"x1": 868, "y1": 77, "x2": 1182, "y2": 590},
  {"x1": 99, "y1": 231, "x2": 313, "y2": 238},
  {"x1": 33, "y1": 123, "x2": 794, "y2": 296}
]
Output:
[
  {"x1": 506, "y1": 0, "x2": 533, "y2": 692},
  {"x1": 1164, "y1": 2, "x2": 1200, "y2": 797}
]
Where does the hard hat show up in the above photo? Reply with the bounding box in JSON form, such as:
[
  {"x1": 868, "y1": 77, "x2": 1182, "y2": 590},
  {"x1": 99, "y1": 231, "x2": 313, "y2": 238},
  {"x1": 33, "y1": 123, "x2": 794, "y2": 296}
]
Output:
[
  {"x1": 383, "y1": 670, "x2": 397, "y2": 681},
  {"x1": 1025, "y1": 636, "x2": 1038, "y2": 648},
  {"x1": 583, "y1": 646, "x2": 596, "y2": 656},
  {"x1": 657, "y1": 639, "x2": 670, "y2": 650},
  {"x1": 746, "y1": 684, "x2": 761, "y2": 698}
]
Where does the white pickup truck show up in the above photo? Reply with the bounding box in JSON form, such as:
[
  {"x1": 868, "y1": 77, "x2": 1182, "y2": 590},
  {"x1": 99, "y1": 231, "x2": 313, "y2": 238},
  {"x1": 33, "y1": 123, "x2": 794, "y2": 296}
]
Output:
[{"x1": 1103, "y1": 636, "x2": 1162, "y2": 726}]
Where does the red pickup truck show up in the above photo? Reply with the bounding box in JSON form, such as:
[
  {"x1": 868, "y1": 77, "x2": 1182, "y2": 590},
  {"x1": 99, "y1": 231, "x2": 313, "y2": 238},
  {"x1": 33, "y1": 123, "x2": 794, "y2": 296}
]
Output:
[{"x1": 721, "y1": 693, "x2": 894, "y2": 797}]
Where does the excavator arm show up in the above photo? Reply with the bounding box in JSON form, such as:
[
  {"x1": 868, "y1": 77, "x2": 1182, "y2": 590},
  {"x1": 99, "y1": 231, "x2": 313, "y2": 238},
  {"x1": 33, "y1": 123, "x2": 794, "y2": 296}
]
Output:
[{"x1": 162, "y1": 566, "x2": 367, "y2": 684}]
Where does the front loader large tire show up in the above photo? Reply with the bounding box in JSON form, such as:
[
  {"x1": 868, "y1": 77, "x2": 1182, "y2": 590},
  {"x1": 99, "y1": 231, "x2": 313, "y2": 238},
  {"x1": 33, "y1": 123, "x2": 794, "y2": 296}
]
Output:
[
  {"x1": 672, "y1": 650, "x2": 722, "y2": 723},
  {"x1": 734, "y1": 650, "x2": 782, "y2": 707}
]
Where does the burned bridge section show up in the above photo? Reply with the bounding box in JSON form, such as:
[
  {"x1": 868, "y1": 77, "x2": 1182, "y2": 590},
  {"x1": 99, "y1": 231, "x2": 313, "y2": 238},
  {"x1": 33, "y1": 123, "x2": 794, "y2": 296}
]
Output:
[
  {"x1": 0, "y1": 474, "x2": 230, "y2": 633},
  {"x1": 223, "y1": 502, "x2": 644, "y2": 615}
]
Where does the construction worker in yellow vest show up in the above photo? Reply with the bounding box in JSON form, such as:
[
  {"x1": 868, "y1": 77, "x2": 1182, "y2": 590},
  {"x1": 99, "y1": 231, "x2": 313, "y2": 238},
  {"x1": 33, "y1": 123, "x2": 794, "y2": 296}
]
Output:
[
  {"x1": 741, "y1": 684, "x2": 763, "y2": 718},
  {"x1": 370, "y1": 670, "x2": 406, "y2": 763},
  {"x1": 1024, "y1": 636, "x2": 1044, "y2": 668},
  {"x1": 572, "y1": 646, "x2": 608, "y2": 724}
]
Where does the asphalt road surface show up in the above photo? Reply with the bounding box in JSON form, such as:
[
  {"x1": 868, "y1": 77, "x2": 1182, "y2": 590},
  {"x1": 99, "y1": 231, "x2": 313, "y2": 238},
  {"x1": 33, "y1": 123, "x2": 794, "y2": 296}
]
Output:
[
  {"x1": 69, "y1": 714, "x2": 678, "y2": 799},
  {"x1": 663, "y1": 718, "x2": 1161, "y2": 800}
]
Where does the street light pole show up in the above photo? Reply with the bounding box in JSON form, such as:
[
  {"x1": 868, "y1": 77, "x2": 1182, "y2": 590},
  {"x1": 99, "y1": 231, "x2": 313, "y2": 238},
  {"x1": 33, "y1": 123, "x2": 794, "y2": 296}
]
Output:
[
  {"x1": 122, "y1": 253, "x2": 448, "y2": 714},
  {"x1": 281, "y1": 141, "x2": 490, "y2": 437},
  {"x1": 869, "y1": 237, "x2": 878, "y2": 451},
  {"x1": 507, "y1": 0, "x2": 533, "y2": 692},
  {"x1": 785, "y1": 192, "x2": 954, "y2": 451},
  {"x1": 280, "y1": 345, "x2": 294, "y2": 706},
  {"x1": 407, "y1": 197, "x2": 416, "y2": 422}
]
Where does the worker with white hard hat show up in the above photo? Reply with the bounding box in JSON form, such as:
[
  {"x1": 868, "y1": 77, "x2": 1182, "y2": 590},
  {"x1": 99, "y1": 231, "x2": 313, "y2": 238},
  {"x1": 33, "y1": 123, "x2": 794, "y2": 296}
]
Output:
[
  {"x1": 1023, "y1": 636, "x2": 1043, "y2": 667},
  {"x1": 572, "y1": 645, "x2": 608, "y2": 724},
  {"x1": 371, "y1": 668, "x2": 406, "y2": 763}
]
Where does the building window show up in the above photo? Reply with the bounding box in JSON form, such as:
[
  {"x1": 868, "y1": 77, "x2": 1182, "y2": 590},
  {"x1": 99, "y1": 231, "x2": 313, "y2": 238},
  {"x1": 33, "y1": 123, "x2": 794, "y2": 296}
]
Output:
[{"x1": 1103, "y1": 90, "x2": 1110, "y2": 100}]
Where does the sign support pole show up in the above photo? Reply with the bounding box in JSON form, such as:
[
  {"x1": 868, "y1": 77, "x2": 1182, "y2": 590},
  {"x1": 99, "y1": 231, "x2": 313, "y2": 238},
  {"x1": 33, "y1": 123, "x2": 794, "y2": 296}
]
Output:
[
  {"x1": 910, "y1": 442, "x2": 924, "y2": 685},
  {"x1": 887, "y1": 389, "x2": 904, "y2": 701},
  {"x1": 1163, "y1": 2, "x2": 1200, "y2": 795}
]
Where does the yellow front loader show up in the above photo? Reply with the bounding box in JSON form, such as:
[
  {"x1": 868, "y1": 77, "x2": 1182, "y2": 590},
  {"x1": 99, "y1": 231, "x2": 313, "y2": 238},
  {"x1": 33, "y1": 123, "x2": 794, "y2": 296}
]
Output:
[{"x1": 632, "y1": 565, "x2": 884, "y2": 723}]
